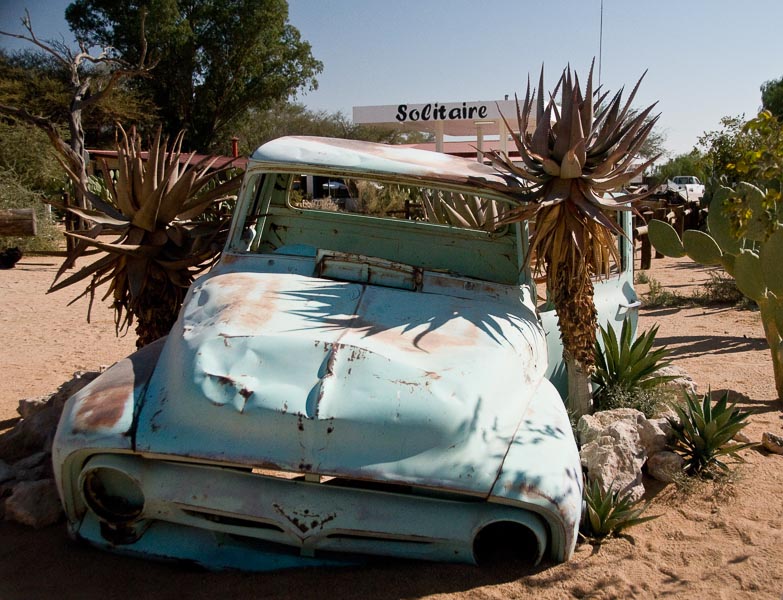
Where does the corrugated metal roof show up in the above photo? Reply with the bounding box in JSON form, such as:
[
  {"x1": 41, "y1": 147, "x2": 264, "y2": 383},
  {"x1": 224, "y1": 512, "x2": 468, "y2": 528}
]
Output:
[{"x1": 88, "y1": 149, "x2": 248, "y2": 170}]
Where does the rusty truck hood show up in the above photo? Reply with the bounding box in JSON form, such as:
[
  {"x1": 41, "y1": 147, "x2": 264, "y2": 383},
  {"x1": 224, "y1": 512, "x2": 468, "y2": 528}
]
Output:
[{"x1": 134, "y1": 257, "x2": 548, "y2": 495}]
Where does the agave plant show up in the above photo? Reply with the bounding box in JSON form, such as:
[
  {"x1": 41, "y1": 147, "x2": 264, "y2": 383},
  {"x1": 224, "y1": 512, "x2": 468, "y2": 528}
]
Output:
[
  {"x1": 668, "y1": 390, "x2": 754, "y2": 476},
  {"x1": 592, "y1": 319, "x2": 676, "y2": 409},
  {"x1": 50, "y1": 126, "x2": 242, "y2": 347},
  {"x1": 420, "y1": 189, "x2": 504, "y2": 231},
  {"x1": 479, "y1": 62, "x2": 659, "y2": 415},
  {"x1": 582, "y1": 479, "x2": 658, "y2": 539}
]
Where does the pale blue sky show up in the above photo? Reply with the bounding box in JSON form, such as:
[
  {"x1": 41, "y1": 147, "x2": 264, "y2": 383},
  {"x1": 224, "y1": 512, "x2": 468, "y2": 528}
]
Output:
[{"x1": 2, "y1": 0, "x2": 782, "y2": 157}]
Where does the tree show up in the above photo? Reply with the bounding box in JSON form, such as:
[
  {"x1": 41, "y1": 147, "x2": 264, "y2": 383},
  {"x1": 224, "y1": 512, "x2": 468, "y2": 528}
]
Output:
[
  {"x1": 481, "y1": 64, "x2": 657, "y2": 417},
  {"x1": 65, "y1": 0, "x2": 323, "y2": 152},
  {"x1": 0, "y1": 120, "x2": 65, "y2": 252},
  {"x1": 761, "y1": 76, "x2": 783, "y2": 120},
  {"x1": 650, "y1": 150, "x2": 708, "y2": 188},
  {"x1": 0, "y1": 10, "x2": 155, "y2": 223},
  {"x1": 226, "y1": 101, "x2": 433, "y2": 157},
  {"x1": 637, "y1": 114, "x2": 666, "y2": 161},
  {"x1": 0, "y1": 48, "x2": 157, "y2": 149},
  {"x1": 697, "y1": 115, "x2": 761, "y2": 185}
]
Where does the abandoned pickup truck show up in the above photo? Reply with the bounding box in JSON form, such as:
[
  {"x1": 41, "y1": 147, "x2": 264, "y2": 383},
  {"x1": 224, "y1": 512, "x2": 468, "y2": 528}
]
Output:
[{"x1": 53, "y1": 136, "x2": 639, "y2": 571}]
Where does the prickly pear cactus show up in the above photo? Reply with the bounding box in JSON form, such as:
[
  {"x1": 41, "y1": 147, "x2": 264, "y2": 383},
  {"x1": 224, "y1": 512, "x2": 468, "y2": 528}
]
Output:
[{"x1": 648, "y1": 183, "x2": 783, "y2": 401}]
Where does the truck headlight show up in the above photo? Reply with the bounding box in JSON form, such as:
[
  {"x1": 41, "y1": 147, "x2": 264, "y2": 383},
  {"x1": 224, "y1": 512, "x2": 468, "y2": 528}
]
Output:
[{"x1": 82, "y1": 467, "x2": 145, "y2": 523}]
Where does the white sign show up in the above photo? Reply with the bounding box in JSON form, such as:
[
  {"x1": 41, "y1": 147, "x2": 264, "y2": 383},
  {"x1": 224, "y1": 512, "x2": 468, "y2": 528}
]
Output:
[{"x1": 395, "y1": 102, "x2": 489, "y2": 123}]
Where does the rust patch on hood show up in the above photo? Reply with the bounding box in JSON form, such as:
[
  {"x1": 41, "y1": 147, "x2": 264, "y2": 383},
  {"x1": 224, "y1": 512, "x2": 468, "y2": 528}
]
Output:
[{"x1": 72, "y1": 338, "x2": 164, "y2": 433}]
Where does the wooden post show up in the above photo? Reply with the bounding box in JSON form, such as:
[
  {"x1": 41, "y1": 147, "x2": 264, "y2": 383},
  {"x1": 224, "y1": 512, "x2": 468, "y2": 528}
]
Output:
[
  {"x1": 0, "y1": 208, "x2": 36, "y2": 236},
  {"x1": 635, "y1": 224, "x2": 651, "y2": 270}
]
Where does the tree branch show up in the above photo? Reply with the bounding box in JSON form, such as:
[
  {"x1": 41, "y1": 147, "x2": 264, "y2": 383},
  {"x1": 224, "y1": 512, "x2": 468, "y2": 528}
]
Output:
[{"x1": 0, "y1": 10, "x2": 71, "y2": 70}]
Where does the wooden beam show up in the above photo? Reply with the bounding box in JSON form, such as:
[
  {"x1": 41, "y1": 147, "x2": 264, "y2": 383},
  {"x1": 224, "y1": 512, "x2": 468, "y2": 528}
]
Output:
[{"x1": 0, "y1": 208, "x2": 36, "y2": 237}]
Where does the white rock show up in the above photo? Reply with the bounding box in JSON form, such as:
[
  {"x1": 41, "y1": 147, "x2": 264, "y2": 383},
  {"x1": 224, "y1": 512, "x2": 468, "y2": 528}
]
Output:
[
  {"x1": 639, "y1": 418, "x2": 671, "y2": 455},
  {"x1": 646, "y1": 451, "x2": 685, "y2": 483},
  {"x1": 577, "y1": 408, "x2": 644, "y2": 446},
  {"x1": 580, "y1": 435, "x2": 646, "y2": 502},
  {"x1": 4, "y1": 479, "x2": 62, "y2": 528},
  {"x1": 16, "y1": 398, "x2": 48, "y2": 420},
  {"x1": 762, "y1": 432, "x2": 783, "y2": 455},
  {"x1": 656, "y1": 365, "x2": 698, "y2": 401}
]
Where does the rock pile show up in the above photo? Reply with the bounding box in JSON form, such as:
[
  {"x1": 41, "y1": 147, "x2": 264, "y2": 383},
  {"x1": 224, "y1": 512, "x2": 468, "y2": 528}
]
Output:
[
  {"x1": 0, "y1": 371, "x2": 101, "y2": 528},
  {"x1": 577, "y1": 408, "x2": 682, "y2": 502}
]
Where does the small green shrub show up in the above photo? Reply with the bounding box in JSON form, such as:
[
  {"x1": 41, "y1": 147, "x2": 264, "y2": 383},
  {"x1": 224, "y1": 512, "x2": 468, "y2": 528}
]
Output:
[
  {"x1": 668, "y1": 391, "x2": 754, "y2": 476},
  {"x1": 593, "y1": 319, "x2": 676, "y2": 411},
  {"x1": 634, "y1": 270, "x2": 650, "y2": 284},
  {"x1": 693, "y1": 271, "x2": 754, "y2": 308},
  {"x1": 582, "y1": 479, "x2": 659, "y2": 539},
  {"x1": 596, "y1": 384, "x2": 673, "y2": 418},
  {"x1": 0, "y1": 171, "x2": 63, "y2": 252},
  {"x1": 642, "y1": 277, "x2": 690, "y2": 308}
]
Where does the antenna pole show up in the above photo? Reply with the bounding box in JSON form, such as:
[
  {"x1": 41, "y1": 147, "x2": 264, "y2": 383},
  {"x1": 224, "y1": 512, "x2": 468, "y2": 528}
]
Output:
[{"x1": 599, "y1": 0, "x2": 604, "y2": 87}]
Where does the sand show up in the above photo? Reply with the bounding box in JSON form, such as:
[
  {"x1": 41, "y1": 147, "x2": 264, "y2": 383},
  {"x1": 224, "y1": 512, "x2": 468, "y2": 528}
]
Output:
[{"x1": 0, "y1": 254, "x2": 781, "y2": 600}]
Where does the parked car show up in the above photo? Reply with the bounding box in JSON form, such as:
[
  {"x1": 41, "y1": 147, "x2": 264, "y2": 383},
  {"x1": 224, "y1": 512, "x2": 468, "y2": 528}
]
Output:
[
  {"x1": 669, "y1": 176, "x2": 705, "y2": 201},
  {"x1": 53, "y1": 136, "x2": 639, "y2": 571}
]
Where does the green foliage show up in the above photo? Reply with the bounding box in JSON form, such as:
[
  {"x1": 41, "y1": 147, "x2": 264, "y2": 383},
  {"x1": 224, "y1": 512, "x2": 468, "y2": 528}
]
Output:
[
  {"x1": 697, "y1": 115, "x2": 763, "y2": 188},
  {"x1": 0, "y1": 120, "x2": 64, "y2": 195},
  {"x1": 650, "y1": 150, "x2": 709, "y2": 189},
  {"x1": 0, "y1": 49, "x2": 157, "y2": 149},
  {"x1": 592, "y1": 319, "x2": 676, "y2": 410},
  {"x1": 648, "y1": 192, "x2": 783, "y2": 400},
  {"x1": 634, "y1": 270, "x2": 650, "y2": 284},
  {"x1": 641, "y1": 277, "x2": 689, "y2": 308},
  {"x1": 595, "y1": 384, "x2": 672, "y2": 419},
  {"x1": 697, "y1": 271, "x2": 750, "y2": 307},
  {"x1": 582, "y1": 479, "x2": 659, "y2": 539},
  {"x1": 0, "y1": 171, "x2": 63, "y2": 252},
  {"x1": 228, "y1": 101, "x2": 432, "y2": 157},
  {"x1": 668, "y1": 391, "x2": 753, "y2": 475},
  {"x1": 66, "y1": 0, "x2": 323, "y2": 151},
  {"x1": 0, "y1": 120, "x2": 65, "y2": 252},
  {"x1": 761, "y1": 76, "x2": 783, "y2": 120}
]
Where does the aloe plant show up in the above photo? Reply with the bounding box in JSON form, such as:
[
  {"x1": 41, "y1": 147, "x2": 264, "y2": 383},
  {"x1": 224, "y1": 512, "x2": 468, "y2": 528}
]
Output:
[
  {"x1": 668, "y1": 390, "x2": 754, "y2": 475},
  {"x1": 420, "y1": 189, "x2": 503, "y2": 231},
  {"x1": 648, "y1": 181, "x2": 783, "y2": 400},
  {"x1": 582, "y1": 479, "x2": 659, "y2": 539},
  {"x1": 593, "y1": 319, "x2": 676, "y2": 410},
  {"x1": 50, "y1": 126, "x2": 242, "y2": 347},
  {"x1": 479, "y1": 62, "x2": 658, "y2": 416}
]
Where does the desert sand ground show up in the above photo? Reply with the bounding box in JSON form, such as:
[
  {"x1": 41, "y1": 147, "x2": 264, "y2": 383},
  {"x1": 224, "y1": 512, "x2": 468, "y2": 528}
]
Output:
[{"x1": 0, "y1": 253, "x2": 781, "y2": 600}]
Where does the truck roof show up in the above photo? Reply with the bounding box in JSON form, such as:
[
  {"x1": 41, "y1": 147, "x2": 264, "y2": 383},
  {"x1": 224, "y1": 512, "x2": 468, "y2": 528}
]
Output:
[{"x1": 249, "y1": 136, "x2": 514, "y2": 192}]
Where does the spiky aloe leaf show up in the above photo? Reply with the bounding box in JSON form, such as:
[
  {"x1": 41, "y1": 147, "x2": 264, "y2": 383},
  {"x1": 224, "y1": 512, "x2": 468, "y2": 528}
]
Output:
[
  {"x1": 592, "y1": 319, "x2": 675, "y2": 404},
  {"x1": 668, "y1": 390, "x2": 754, "y2": 475},
  {"x1": 583, "y1": 479, "x2": 659, "y2": 539},
  {"x1": 51, "y1": 126, "x2": 242, "y2": 347}
]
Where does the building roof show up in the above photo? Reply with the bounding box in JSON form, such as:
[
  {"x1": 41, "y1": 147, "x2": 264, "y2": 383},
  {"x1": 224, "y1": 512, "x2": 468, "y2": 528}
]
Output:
[{"x1": 88, "y1": 149, "x2": 248, "y2": 170}]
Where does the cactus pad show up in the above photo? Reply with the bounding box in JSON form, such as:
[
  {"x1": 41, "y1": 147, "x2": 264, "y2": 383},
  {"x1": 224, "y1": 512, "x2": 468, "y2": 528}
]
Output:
[
  {"x1": 761, "y1": 228, "x2": 783, "y2": 296},
  {"x1": 707, "y1": 187, "x2": 742, "y2": 254},
  {"x1": 683, "y1": 230, "x2": 723, "y2": 265},
  {"x1": 734, "y1": 250, "x2": 766, "y2": 301},
  {"x1": 648, "y1": 219, "x2": 686, "y2": 258}
]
